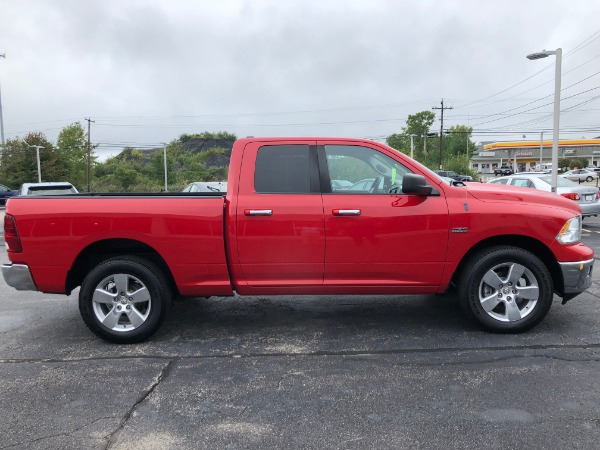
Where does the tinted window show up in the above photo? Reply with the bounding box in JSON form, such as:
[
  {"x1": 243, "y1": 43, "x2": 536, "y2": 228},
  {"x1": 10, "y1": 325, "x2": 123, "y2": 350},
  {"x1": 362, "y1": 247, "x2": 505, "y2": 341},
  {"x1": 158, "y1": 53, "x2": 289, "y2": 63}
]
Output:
[
  {"x1": 490, "y1": 178, "x2": 509, "y2": 184},
  {"x1": 255, "y1": 145, "x2": 311, "y2": 193}
]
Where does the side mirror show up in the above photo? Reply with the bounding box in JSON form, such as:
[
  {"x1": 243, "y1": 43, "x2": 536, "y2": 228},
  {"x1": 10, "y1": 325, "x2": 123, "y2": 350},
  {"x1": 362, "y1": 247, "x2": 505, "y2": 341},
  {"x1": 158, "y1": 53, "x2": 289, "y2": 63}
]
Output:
[{"x1": 402, "y1": 173, "x2": 432, "y2": 196}]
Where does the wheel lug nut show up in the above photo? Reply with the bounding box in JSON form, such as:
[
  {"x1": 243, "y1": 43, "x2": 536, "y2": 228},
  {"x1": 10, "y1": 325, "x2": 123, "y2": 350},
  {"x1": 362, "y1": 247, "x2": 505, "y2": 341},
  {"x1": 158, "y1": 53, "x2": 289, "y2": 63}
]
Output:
[
  {"x1": 498, "y1": 293, "x2": 502, "y2": 298},
  {"x1": 507, "y1": 296, "x2": 512, "y2": 301},
  {"x1": 512, "y1": 290, "x2": 516, "y2": 294},
  {"x1": 499, "y1": 284, "x2": 503, "y2": 288},
  {"x1": 508, "y1": 282, "x2": 512, "y2": 287}
]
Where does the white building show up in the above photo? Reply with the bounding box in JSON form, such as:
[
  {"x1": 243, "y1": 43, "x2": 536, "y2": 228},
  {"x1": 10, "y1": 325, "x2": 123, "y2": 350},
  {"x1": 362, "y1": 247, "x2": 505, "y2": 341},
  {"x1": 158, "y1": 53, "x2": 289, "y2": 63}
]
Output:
[{"x1": 472, "y1": 138, "x2": 600, "y2": 174}]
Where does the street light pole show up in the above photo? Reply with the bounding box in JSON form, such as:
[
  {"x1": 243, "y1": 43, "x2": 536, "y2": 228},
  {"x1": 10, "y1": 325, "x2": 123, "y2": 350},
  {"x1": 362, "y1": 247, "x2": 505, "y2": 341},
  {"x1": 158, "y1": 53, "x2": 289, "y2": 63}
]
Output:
[
  {"x1": 29, "y1": 145, "x2": 44, "y2": 182},
  {"x1": 163, "y1": 143, "x2": 168, "y2": 191},
  {"x1": 409, "y1": 134, "x2": 415, "y2": 160},
  {"x1": 539, "y1": 131, "x2": 544, "y2": 170},
  {"x1": 527, "y1": 48, "x2": 562, "y2": 192},
  {"x1": 0, "y1": 53, "x2": 6, "y2": 146}
]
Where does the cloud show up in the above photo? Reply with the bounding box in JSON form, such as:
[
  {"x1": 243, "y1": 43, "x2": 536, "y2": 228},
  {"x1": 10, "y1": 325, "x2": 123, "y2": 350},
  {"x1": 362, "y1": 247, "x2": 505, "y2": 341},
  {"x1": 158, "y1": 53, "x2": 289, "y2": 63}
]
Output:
[{"x1": 1, "y1": 0, "x2": 599, "y2": 154}]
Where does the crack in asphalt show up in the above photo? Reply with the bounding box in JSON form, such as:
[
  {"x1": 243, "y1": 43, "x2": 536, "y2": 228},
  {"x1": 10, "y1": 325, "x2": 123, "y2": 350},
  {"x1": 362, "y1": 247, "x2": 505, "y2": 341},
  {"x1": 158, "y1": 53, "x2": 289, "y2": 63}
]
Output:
[
  {"x1": 104, "y1": 359, "x2": 176, "y2": 450},
  {"x1": 0, "y1": 416, "x2": 117, "y2": 450},
  {"x1": 2, "y1": 342, "x2": 600, "y2": 366}
]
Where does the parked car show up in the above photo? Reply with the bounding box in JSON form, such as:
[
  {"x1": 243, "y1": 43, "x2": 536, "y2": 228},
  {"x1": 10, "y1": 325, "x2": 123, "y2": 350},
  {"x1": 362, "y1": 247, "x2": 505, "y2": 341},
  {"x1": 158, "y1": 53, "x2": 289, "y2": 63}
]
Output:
[
  {"x1": 0, "y1": 184, "x2": 17, "y2": 206},
  {"x1": 347, "y1": 178, "x2": 378, "y2": 192},
  {"x1": 18, "y1": 182, "x2": 78, "y2": 196},
  {"x1": 331, "y1": 179, "x2": 353, "y2": 190},
  {"x1": 488, "y1": 173, "x2": 600, "y2": 217},
  {"x1": 560, "y1": 169, "x2": 599, "y2": 183},
  {"x1": 182, "y1": 182, "x2": 227, "y2": 193},
  {"x1": 434, "y1": 170, "x2": 473, "y2": 182},
  {"x1": 494, "y1": 166, "x2": 514, "y2": 176}
]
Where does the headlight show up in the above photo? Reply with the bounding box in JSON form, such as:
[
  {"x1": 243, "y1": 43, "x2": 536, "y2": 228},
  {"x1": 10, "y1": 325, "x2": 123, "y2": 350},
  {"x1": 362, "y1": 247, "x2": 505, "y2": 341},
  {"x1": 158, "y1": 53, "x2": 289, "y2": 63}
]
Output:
[{"x1": 556, "y1": 216, "x2": 581, "y2": 244}]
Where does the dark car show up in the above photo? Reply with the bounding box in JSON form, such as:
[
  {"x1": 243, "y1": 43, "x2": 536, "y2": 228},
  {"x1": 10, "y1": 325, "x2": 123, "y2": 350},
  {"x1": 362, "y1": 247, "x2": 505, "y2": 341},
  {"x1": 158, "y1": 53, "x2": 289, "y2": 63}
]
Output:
[
  {"x1": 0, "y1": 184, "x2": 18, "y2": 206},
  {"x1": 434, "y1": 170, "x2": 473, "y2": 182},
  {"x1": 494, "y1": 165, "x2": 514, "y2": 176}
]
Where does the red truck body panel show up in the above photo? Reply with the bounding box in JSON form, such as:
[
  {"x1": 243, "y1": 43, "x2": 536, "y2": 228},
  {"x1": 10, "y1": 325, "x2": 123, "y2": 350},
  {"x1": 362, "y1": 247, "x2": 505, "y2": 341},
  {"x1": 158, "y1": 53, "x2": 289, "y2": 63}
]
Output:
[{"x1": 6, "y1": 197, "x2": 233, "y2": 296}]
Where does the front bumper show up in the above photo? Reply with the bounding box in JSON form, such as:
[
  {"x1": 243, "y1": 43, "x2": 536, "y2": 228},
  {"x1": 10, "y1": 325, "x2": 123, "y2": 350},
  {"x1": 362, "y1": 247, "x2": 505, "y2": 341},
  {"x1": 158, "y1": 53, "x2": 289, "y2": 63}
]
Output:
[
  {"x1": 559, "y1": 258, "x2": 594, "y2": 303},
  {"x1": 1, "y1": 264, "x2": 38, "y2": 291}
]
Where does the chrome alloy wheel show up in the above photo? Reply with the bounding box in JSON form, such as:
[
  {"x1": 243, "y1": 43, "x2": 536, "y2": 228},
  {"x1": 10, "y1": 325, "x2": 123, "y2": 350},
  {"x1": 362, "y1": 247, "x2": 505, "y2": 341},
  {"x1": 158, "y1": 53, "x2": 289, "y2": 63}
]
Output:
[
  {"x1": 92, "y1": 273, "x2": 152, "y2": 332},
  {"x1": 478, "y1": 262, "x2": 539, "y2": 322}
]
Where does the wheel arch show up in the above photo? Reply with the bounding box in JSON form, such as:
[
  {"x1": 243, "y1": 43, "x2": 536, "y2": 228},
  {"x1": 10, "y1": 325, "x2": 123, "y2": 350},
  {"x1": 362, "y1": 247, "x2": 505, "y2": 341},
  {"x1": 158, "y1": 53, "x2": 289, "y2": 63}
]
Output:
[
  {"x1": 451, "y1": 235, "x2": 563, "y2": 294},
  {"x1": 66, "y1": 238, "x2": 178, "y2": 296}
]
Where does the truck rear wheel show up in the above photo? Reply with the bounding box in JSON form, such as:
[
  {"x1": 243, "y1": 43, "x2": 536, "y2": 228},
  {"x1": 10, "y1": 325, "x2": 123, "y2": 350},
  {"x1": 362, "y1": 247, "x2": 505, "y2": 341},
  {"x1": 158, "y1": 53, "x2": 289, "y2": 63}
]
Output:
[
  {"x1": 79, "y1": 256, "x2": 171, "y2": 344},
  {"x1": 458, "y1": 246, "x2": 553, "y2": 333}
]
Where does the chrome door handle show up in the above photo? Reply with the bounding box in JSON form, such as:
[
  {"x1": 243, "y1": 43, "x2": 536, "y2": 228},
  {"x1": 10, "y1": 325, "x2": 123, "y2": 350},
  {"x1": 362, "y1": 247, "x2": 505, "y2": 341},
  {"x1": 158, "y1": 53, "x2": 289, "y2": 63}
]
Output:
[
  {"x1": 332, "y1": 209, "x2": 361, "y2": 216},
  {"x1": 244, "y1": 209, "x2": 273, "y2": 216}
]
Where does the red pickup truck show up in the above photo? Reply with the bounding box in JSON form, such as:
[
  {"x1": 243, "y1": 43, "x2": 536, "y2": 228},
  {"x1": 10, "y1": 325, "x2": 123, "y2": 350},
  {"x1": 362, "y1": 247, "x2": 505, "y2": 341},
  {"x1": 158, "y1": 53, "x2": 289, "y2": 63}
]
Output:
[{"x1": 2, "y1": 138, "x2": 594, "y2": 343}]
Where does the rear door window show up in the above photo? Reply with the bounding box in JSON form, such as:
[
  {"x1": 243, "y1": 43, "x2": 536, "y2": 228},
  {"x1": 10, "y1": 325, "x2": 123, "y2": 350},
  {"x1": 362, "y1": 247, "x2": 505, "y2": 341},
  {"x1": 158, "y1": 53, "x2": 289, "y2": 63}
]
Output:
[{"x1": 254, "y1": 145, "x2": 318, "y2": 193}]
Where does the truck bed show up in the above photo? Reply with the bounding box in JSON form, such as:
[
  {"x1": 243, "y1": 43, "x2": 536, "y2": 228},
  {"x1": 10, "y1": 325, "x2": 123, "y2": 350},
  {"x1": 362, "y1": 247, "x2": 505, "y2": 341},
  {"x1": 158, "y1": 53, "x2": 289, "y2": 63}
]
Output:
[{"x1": 5, "y1": 195, "x2": 233, "y2": 296}]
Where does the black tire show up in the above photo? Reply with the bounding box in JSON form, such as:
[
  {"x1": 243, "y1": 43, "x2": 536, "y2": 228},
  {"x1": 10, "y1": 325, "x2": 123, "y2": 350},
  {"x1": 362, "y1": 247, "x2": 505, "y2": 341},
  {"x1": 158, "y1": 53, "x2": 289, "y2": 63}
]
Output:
[
  {"x1": 458, "y1": 246, "x2": 553, "y2": 333},
  {"x1": 586, "y1": 176, "x2": 593, "y2": 182},
  {"x1": 79, "y1": 256, "x2": 172, "y2": 344}
]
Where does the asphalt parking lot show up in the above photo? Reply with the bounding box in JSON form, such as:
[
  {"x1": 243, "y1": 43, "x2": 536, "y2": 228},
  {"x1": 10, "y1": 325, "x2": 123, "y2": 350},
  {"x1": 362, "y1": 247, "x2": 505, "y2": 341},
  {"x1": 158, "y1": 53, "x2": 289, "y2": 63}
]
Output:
[{"x1": 1, "y1": 213, "x2": 600, "y2": 449}]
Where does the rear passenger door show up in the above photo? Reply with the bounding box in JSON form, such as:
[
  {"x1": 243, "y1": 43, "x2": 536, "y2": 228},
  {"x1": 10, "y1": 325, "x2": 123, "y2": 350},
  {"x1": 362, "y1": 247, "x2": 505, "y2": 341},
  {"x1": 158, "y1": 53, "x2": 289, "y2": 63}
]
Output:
[{"x1": 235, "y1": 141, "x2": 325, "y2": 287}]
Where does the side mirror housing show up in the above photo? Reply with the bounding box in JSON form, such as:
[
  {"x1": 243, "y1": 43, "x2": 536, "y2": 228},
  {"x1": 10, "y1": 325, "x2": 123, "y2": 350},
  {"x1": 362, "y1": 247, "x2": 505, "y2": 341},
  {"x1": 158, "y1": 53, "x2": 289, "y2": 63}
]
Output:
[{"x1": 403, "y1": 173, "x2": 432, "y2": 196}]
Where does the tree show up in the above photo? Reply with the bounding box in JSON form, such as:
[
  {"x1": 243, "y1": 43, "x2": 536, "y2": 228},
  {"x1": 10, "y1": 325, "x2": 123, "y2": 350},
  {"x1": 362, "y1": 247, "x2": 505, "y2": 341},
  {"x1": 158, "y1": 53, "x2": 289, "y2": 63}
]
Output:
[
  {"x1": 56, "y1": 122, "x2": 89, "y2": 189},
  {"x1": 0, "y1": 132, "x2": 67, "y2": 187},
  {"x1": 386, "y1": 111, "x2": 436, "y2": 161}
]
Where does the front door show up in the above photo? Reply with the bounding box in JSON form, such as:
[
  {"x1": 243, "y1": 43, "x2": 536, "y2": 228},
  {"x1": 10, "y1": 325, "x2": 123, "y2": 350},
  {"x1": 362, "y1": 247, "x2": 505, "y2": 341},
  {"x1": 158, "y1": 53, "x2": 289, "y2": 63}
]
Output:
[{"x1": 319, "y1": 142, "x2": 449, "y2": 289}]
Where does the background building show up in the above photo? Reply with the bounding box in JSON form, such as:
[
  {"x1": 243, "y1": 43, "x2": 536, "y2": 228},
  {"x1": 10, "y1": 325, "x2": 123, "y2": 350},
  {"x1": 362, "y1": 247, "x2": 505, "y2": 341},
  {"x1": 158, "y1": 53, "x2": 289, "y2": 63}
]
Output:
[{"x1": 472, "y1": 138, "x2": 600, "y2": 175}]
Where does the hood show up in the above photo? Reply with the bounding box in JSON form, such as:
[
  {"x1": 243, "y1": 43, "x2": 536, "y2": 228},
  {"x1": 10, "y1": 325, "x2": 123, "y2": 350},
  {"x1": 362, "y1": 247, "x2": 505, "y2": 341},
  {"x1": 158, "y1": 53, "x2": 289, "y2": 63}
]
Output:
[{"x1": 465, "y1": 182, "x2": 581, "y2": 216}]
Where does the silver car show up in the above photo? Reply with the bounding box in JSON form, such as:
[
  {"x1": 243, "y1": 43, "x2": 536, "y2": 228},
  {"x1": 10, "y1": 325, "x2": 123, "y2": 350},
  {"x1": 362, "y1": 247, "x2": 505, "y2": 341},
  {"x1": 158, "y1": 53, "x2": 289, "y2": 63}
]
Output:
[
  {"x1": 560, "y1": 169, "x2": 599, "y2": 182},
  {"x1": 489, "y1": 173, "x2": 600, "y2": 217}
]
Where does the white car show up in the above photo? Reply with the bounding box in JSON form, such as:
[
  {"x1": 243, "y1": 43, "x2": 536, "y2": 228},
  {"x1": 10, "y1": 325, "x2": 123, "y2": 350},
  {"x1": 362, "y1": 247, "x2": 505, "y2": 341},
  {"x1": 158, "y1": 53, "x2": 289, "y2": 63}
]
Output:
[
  {"x1": 182, "y1": 181, "x2": 227, "y2": 193},
  {"x1": 488, "y1": 173, "x2": 600, "y2": 217},
  {"x1": 560, "y1": 169, "x2": 598, "y2": 183},
  {"x1": 18, "y1": 182, "x2": 79, "y2": 196}
]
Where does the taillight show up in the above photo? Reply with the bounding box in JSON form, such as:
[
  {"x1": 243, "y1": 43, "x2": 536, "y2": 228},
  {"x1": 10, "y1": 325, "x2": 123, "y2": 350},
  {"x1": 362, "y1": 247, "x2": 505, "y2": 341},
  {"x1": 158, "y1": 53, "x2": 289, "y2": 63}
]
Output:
[
  {"x1": 4, "y1": 214, "x2": 22, "y2": 252},
  {"x1": 561, "y1": 193, "x2": 580, "y2": 201},
  {"x1": 597, "y1": 191, "x2": 600, "y2": 200}
]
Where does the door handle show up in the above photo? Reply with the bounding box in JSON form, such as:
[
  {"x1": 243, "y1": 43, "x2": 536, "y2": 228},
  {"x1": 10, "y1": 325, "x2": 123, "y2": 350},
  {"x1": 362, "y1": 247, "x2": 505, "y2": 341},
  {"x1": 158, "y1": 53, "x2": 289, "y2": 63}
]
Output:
[
  {"x1": 244, "y1": 209, "x2": 273, "y2": 216},
  {"x1": 332, "y1": 209, "x2": 361, "y2": 216}
]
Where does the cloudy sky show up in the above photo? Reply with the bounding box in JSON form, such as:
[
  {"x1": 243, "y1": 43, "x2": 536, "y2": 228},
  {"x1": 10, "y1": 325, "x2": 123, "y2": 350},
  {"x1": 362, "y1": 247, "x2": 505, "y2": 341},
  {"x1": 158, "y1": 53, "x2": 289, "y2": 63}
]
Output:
[{"x1": 1, "y1": 0, "x2": 599, "y2": 158}]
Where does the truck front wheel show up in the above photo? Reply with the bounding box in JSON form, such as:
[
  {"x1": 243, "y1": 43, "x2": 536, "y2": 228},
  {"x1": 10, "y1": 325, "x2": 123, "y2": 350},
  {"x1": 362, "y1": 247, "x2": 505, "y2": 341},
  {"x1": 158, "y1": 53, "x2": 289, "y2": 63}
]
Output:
[
  {"x1": 79, "y1": 256, "x2": 172, "y2": 344},
  {"x1": 458, "y1": 246, "x2": 553, "y2": 333}
]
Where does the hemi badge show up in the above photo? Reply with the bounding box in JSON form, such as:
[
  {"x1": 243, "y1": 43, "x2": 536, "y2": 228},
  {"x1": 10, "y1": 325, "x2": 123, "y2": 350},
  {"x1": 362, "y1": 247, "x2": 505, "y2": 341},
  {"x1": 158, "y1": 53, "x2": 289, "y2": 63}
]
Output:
[{"x1": 452, "y1": 227, "x2": 468, "y2": 233}]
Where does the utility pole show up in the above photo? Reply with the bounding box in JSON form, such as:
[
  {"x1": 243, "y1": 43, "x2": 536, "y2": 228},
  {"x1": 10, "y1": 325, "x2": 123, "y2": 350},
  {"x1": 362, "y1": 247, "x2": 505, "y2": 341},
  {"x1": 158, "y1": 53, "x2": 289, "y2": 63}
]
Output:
[
  {"x1": 85, "y1": 117, "x2": 94, "y2": 192},
  {"x1": 432, "y1": 99, "x2": 453, "y2": 170},
  {"x1": 0, "y1": 53, "x2": 6, "y2": 146},
  {"x1": 29, "y1": 145, "x2": 44, "y2": 182}
]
